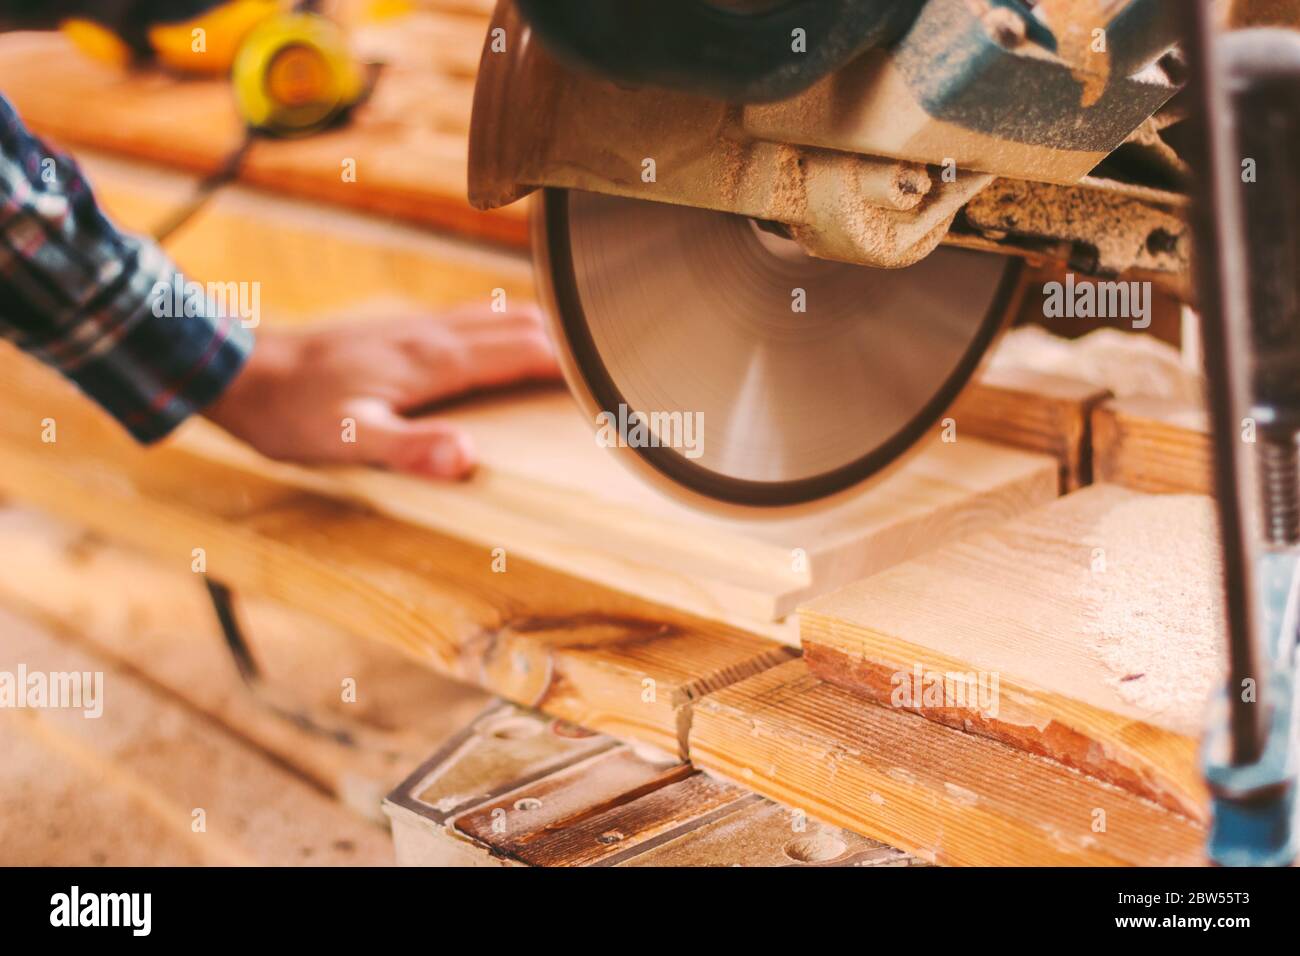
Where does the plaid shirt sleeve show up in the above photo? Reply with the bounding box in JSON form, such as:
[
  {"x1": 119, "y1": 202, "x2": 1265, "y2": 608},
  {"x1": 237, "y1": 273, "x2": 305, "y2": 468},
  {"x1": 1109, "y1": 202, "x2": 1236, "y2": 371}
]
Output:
[{"x1": 0, "y1": 93, "x2": 253, "y2": 443}]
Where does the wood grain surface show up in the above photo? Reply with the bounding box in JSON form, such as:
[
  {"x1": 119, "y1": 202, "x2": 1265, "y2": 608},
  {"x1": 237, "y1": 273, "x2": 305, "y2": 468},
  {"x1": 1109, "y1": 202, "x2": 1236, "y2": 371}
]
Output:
[
  {"x1": 946, "y1": 366, "x2": 1111, "y2": 491},
  {"x1": 799, "y1": 483, "x2": 1220, "y2": 819},
  {"x1": 0, "y1": 507, "x2": 493, "y2": 821},
  {"x1": 1091, "y1": 397, "x2": 1212, "y2": 495},
  {"x1": 689, "y1": 660, "x2": 1205, "y2": 866}
]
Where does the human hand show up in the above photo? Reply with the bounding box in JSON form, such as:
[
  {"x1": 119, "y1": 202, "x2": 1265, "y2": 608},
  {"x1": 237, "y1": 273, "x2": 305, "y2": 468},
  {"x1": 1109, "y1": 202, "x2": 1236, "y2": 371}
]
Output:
[{"x1": 204, "y1": 303, "x2": 561, "y2": 479}]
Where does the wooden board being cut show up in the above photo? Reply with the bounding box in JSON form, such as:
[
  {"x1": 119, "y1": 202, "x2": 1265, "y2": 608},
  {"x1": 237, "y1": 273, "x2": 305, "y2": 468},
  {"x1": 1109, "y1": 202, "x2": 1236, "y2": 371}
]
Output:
[
  {"x1": 1091, "y1": 397, "x2": 1212, "y2": 495},
  {"x1": 800, "y1": 483, "x2": 1223, "y2": 820},
  {"x1": 0, "y1": 13, "x2": 528, "y2": 246},
  {"x1": 187, "y1": 393, "x2": 1059, "y2": 642},
  {"x1": 688, "y1": 659, "x2": 1205, "y2": 867}
]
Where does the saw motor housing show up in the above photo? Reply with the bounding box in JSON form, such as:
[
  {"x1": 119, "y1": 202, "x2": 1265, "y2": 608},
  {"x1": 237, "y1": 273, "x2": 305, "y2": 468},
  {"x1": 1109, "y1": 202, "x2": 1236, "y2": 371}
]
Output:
[{"x1": 471, "y1": 0, "x2": 1195, "y2": 278}]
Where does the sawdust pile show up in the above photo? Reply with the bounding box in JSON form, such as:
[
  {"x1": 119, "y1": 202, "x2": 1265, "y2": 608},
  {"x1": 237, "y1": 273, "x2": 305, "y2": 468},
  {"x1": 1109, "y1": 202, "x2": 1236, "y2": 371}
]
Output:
[
  {"x1": 990, "y1": 325, "x2": 1203, "y2": 403},
  {"x1": 1080, "y1": 495, "x2": 1224, "y2": 734}
]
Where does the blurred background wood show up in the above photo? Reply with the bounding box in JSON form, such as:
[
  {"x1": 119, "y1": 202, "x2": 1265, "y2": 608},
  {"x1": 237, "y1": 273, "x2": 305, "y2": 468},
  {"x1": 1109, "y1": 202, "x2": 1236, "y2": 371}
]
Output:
[{"x1": 0, "y1": 5, "x2": 528, "y2": 246}]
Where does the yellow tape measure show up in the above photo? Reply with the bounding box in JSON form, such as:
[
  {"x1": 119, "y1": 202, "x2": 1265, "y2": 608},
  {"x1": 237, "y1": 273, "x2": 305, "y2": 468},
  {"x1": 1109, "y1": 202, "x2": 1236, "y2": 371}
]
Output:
[
  {"x1": 233, "y1": 13, "x2": 365, "y2": 135},
  {"x1": 64, "y1": 3, "x2": 363, "y2": 137}
]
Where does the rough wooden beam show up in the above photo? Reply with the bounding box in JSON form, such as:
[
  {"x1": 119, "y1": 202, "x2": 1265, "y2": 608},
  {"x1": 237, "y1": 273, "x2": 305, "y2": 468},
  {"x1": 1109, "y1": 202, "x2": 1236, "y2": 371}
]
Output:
[
  {"x1": 689, "y1": 660, "x2": 1205, "y2": 866},
  {"x1": 1091, "y1": 397, "x2": 1212, "y2": 495},
  {"x1": 799, "y1": 484, "x2": 1219, "y2": 820}
]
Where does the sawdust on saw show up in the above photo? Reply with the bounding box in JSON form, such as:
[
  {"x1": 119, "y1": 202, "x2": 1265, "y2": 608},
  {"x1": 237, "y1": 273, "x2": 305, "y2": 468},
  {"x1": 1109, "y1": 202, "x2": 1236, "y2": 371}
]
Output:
[{"x1": 1079, "y1": 495, "x2": 1224, "y2": 735}]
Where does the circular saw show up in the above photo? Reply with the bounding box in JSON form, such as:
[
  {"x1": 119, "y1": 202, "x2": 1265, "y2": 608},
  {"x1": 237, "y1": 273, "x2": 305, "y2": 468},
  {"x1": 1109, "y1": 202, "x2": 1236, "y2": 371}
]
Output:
[
  {"x1": 535, "y1": 189, "x2": 1014, "y2": 506},
  {"x1": 469, "y1": 0, "x2": 1191, "y2": 509}
]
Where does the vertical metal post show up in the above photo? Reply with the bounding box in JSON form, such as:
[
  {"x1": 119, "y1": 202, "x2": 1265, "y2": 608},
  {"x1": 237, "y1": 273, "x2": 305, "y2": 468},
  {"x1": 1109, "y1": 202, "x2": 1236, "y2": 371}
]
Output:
[{"x1": 1180, "y1": 0, "x2": 1268, "y2": 765}]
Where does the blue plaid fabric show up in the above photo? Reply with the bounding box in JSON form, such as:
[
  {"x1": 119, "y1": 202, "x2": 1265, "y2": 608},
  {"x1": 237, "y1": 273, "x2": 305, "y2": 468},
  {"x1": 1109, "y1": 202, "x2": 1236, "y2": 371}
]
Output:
[{"x1": 0, "y1": 94, "x2": 252, "y2": 442}]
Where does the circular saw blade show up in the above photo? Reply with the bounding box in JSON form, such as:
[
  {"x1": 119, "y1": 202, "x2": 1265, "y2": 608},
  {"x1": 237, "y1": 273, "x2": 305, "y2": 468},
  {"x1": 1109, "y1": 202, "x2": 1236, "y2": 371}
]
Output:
[{"x1": 534, "y1": 188, "x2": 1020, "y2": 508}]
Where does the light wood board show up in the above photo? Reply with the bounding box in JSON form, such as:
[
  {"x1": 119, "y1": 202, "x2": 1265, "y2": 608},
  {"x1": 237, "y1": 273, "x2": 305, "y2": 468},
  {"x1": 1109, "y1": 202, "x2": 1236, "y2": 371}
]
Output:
[
  {"x1": 186, "y1": 393, "x2": 1060, "y2": 642},
  {"x1": 689, "y1": 659, "x2": 1205, "y2": 866},
  {"x1": 800, "y1": 483, "x2": 1223, "y2": 819}
]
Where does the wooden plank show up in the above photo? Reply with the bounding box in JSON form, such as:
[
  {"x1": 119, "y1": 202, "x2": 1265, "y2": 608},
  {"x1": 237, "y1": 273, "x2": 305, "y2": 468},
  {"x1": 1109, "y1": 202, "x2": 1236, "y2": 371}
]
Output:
[
  {"x1": 0, "y1": 506, "x2": 493, "y2": 821},
  {"x1": 0, "y1": 19, "x2": 529, "y2": 246},
  {"x1": 0, "y1": 353, "x2": 790, "y2": 758},
  {"x1": 1091, "y1": 397, "x2": 1212, "y2": 495},
  {"x1": 948, "y1": 367, "x2": 1111, "y2": 491},
  {"x1": 0, "y1": 606, "x2": 394, "y2": 865},
  {"x1": 186, "y1": 395, "x2": 1059, "y2": 642},
  {"x1": 688, "y1": 659, "x2": 1206, "y2": 867},
  {"x1": 800, "y1": 484, "x2": 1220, "y2": 819}
]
